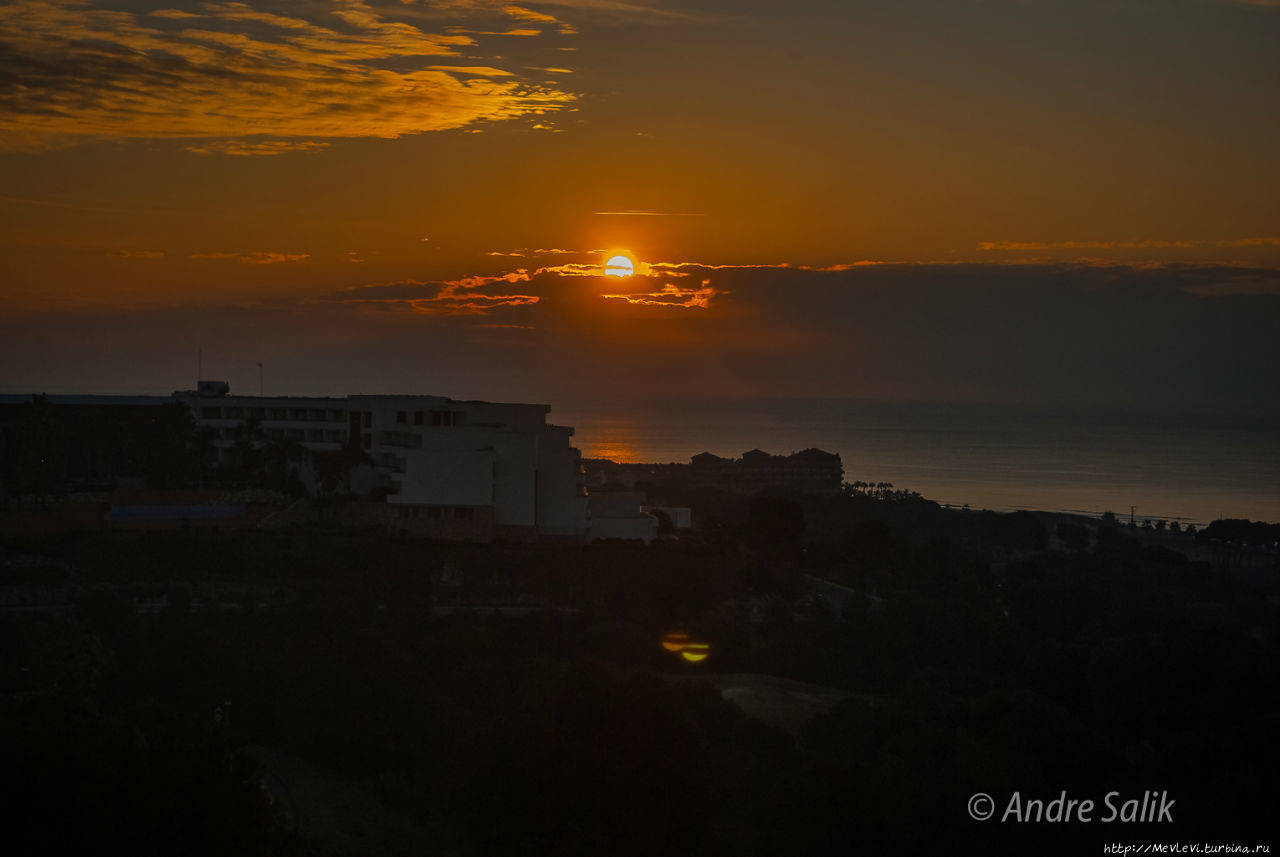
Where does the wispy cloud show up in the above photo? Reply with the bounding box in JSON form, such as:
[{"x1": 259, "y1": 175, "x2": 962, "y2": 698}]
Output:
[
  {"x1": 186, "y1": 140, "x2": 330, "y2": 157},
  {"x1": 189, "y1": 251, "x2": 310, "y2": 264},
  {"x1": 601, "y1": 280, "x2": 724, "y2": 309},
  {"x1": 979, "y1": 238, "x2": 1280, "y2": 251},
  {"x1": 536, "y1": 262, "x2": 607, "y2": 276},
  {"x1": 0, "y1": 0, "x2": 576, "y2": 151},
  {"x1": 511, "y1": 0, "x2": 691, "y2": 20},
  {"x1": 106, "y1": 250, "x2": 165, "y2": 259},
  {"x1": 593, "y1": 210, "x2": 708, "y2": 217},
  {"x1": 488, "y1": 247, "x2": 583, "y2": 257},
  {"x1": 317, "y1": 271, "x2": 538, "y2": 315},
  {"x1": 426, "y1": 65, "x2": 515, "y2": 76},
  {"x1": 504, "y1": 5, "x2": 560, "y2": 23}
]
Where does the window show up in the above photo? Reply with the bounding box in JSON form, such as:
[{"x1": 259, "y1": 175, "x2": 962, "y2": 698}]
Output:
[
  {"x1": 414, "y1": 411, "x2": 424, "y2": 426},
  {"x1": 431, "y1": 410, "x2": 460, "y2": 427},
  {"x1": 201, "y1": 407, "x2": 221, "y2": 419},
  {"x1": 396, "y1": 411, "x2": 407, "y2": 424},
  {"x1": 361, "y1": 434, "x2": 371, "y2": 450},
  {"x1": 362, "y1": 412, "x2": 372, "y2": 429},
  {"x1": 427, "y1": 507, "x2": 443, "y2": 520},
  {"x1": 454, "y1": 507, "x2": 474, "y2": 520}
]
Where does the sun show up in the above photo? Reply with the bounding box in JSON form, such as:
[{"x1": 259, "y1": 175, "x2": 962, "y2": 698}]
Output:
[{"x1": 605, "y1": 254, "x2": 634, "y2": 277}]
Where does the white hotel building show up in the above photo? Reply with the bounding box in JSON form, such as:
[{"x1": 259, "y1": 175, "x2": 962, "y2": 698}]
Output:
[{"x1": 175, "y1": 383, "x2": 588, "y2": 542}]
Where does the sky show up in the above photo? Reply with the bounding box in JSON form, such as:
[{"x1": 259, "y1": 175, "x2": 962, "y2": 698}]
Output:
[{"x1": 1, "y1": 0, "x2": 1277, "y2": 417}]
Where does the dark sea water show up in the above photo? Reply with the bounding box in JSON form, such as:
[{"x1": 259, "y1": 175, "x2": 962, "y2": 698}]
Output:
[{"x1": 552, "y1": 398, "x2": 1280, "y2": 527}]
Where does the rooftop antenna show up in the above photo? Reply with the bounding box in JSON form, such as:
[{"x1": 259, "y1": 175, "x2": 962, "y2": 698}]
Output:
[
  {"x1": 257, "y1": 361, "x2": 264, "y2": 396},
  {"x1": 197, "y1": 348, "x2": 202, "y2": 384}
]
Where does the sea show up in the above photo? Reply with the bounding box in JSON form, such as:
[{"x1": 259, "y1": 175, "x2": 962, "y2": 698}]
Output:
[{"x1": 552, "y1": 398, "x2": 1280, "y2": 527}]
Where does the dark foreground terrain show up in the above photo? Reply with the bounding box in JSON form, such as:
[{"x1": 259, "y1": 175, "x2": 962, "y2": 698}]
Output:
[{"x1": 2, "y1": 494, "x2": 1276, "y2": 856}]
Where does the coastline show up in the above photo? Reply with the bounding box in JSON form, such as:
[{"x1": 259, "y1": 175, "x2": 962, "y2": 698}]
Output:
[{"x1": 560, "y1": 398, "x2": 1280, "y2": 527}]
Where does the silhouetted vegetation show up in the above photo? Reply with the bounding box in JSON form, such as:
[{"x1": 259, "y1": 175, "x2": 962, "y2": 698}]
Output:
[
  {"x1": 1197, "y1": 517, "x2": 1280, "y2": 547},
  {"x1": 2, "y1": 492, "x2": 1276, "y2": 854},
  {"x1": 4, "y1": 394, "x2": 69, "y2": 506}
]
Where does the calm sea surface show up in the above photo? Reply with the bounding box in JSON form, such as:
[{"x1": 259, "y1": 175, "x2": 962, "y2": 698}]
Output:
[{"x1": 552, "y1": 399, "x2": 1280, "y2": 526}]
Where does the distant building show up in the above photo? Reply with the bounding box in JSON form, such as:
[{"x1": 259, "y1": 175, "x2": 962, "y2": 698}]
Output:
[
  {"x1": 687, "y1": 447, "x2": 844, "y2": 495},
  {"x1": 178, "y1": 387, "x2": 587, "y2": 541},
  {"x1": 2, "y1": 385, "x2": 589, "y2": 542},
  {"x1": 582, "y1": 447, "x2": 843, "y2": 498},
  {"x1": 587, "y1": 487, "x2": 657, "y2": 543},
  {"x1": 642, "y1": 505, "x2": 692, "y2": 531}
]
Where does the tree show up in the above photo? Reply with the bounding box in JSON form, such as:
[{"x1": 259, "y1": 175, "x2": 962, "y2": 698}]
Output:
[
  {"x1": 743, "y1": 494, "x2": 805, "y2": 558},
  {"x1": 843, "y1": 480, "x2": 869, "y2": 497},
  {"x1": 1057, "y1": 522, "x2": 1090, "y2": 551},
  {"x1": 261, "y1": 433, "x2": 307, "y2": 495},
  {"x1": 225, "y1": 419, "x2": 266, "y2": 486},
  {"x1": 192, "y1": 425, "x2": 218, "y2": 488},
  {"x1": 9, "y1": 394, "x2": 69, "y2": 507},
  {"x1": 143, "y1": 401, "x2": 201, "y2": 489},
  {"x1": 310, "y1": 440, "x2": 372, "y2": 519}
]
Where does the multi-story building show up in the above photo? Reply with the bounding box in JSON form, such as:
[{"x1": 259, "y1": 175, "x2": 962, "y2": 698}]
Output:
[
  {"x1": 4, "y1": 385, "x2": 589, "y2": 541},
  {"x1": 175, "y1": 386, "x2": 588, "y2": 541}
]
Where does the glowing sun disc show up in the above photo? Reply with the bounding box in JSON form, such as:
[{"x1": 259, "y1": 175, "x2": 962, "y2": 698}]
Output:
[{"x1": 605, "y1": 255, "x2": 634, "y2": 277}]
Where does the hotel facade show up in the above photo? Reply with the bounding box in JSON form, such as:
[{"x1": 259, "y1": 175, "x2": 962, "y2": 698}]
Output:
[{"x1": 3, "y1": 385, "x2": 589, "y2": 542}]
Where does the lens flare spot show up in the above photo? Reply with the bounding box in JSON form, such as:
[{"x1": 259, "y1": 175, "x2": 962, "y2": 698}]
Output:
[
  {"x1": 661, "y1": 632, "x2": 690, "y2": 652},
  {"x1": 680, "y1": 642, "x2": 710, "y2": 663}
]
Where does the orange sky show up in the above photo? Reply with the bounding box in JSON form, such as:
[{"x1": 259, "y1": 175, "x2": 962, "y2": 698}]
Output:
[{"x1": 0, "y1": 0, "x2": 1277, "y2": 410}]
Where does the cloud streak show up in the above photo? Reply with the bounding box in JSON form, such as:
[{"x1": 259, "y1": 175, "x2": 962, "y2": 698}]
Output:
[
  {"x1": 979, "y1": 238, "x2": 1280, "y2": 251},
  {"x1": 317, "y1": 270, "x2": 539, "y2": 315},
  {"x1": 593, "y1": 210, "x2": 708, "y2": 217},
  {"x1": 189, "y1": 251, "x2": 309, "y2": 264},
  {"x1": 186, "y1": 140, "x2": 330, "y2": 156},
  {"x1": 601, "y1": 279, "x2": 724, "y2": 309}
]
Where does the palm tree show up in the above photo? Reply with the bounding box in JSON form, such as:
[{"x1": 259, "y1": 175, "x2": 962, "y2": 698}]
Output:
[
  {"x1": 227, "y1": 418, "x2": 265, "y2": 486},
  {"x1": 9, "y1": 394, "x2": 68, "y2": 508},
  {"x1": 310, "y1": 439, "x2": 373, "y2": 519},
  {"x1": 262, "y1": 433, "x2": 307, "y2": 494}
]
